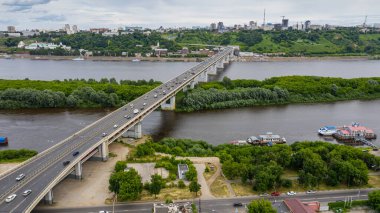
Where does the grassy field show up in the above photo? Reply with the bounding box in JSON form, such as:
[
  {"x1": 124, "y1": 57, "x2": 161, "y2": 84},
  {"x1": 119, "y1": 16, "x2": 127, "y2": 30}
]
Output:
[
  {"x1": 210, "y1": 176, "x2": 230, "y2": 197},
  {"x1": 140, "y1": 187, "x2": 198, "y2": 201},
  {"x1": 203, "y1": 163, "x2": 217, "y2": 181}
]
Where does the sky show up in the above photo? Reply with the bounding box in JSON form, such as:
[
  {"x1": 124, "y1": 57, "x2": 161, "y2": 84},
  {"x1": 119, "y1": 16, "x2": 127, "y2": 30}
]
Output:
[{"x1": 1, "y1": 0, "x2": 380, "y2": 30}]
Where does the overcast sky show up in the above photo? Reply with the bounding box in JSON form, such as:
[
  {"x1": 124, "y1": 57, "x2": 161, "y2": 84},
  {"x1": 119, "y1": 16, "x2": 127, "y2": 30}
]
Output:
[{"x1": 1, "y1": 0, "x2": 380, "y2": 30}]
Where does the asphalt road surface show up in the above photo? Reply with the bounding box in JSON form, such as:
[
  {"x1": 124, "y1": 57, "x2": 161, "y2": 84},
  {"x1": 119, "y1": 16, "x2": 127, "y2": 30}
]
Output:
[{"x1": 33, "y1": 188, "x2": 374, "y2": 213}]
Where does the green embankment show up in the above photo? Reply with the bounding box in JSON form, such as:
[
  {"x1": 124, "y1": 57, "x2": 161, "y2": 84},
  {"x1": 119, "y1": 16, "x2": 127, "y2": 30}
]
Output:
[
  {"x1": 0, "y1": 149, "x2": 38, "y2": 163},
  {"x1": 177, "y1": 76, "x2": 380, "y2": 111}
]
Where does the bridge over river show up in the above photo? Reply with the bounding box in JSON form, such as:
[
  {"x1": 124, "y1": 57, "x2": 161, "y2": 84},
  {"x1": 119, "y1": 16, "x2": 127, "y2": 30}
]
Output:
[{"x1": 0, "y1": 47, "x2": 236, "y2": 213}]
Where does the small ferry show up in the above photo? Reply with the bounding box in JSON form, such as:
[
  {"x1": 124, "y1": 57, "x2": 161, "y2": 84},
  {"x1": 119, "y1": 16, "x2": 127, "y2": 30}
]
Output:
[
  {"x1": 333, "y1": 122, "x2": 376, "y2": 140},
  {"x1": 72, "y1": 57, "x2": 85, "y2": 61},
  {"x1": 230, "y1": 132, "x2": 286, "y2": 146},
  {"x1": 318, "y1": 126, "x2": 337, "y2": 136},
  {"x1": 0, "y1": 137, "x2": 8, "y2": 146}
]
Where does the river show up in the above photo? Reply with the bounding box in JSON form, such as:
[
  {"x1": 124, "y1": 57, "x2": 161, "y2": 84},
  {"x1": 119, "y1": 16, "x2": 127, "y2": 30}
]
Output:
[
  {"x1": 0, "y1": 100, "x2": 379, "y2": 152},
  {"x1": 1, "y1": 58, "x2": 380, "y2": 81},
  {"x1": 0, "y1": 59, "x2": 379, "y2": 151}
]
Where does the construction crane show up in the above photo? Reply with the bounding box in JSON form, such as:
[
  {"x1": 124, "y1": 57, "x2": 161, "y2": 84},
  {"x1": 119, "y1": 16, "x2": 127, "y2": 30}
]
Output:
[{"x1": 363, "y1": 15, "x2": 367, "y2": 28}]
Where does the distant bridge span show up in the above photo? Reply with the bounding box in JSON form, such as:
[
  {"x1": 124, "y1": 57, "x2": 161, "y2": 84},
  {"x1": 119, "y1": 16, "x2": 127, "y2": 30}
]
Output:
[{"x1": 0, "y1": 47, "x2": 236, "y2": 213}]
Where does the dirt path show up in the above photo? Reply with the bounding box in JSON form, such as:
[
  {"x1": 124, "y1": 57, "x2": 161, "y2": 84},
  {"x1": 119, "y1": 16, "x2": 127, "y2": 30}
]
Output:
[{"x1": 194, "y1": 164, "x2": 214, "y2": 199}]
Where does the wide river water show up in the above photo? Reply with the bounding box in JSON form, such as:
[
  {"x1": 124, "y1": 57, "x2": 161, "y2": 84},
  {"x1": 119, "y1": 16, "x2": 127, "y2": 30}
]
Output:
[{"x1": 0, "y1": 58, "x2": 379, "y2": 151}]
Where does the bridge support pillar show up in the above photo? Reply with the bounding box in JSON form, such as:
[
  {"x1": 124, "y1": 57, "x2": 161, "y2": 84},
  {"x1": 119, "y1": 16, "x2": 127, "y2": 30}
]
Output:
[
  {"x1": 183, "y1": 85, "x2": 188, "y2": 92},
  {"x1": 134, "y1": 122, "x2": 142, "y2": 139},
  {"x1": 122, "y1": 122, "x2": 142, "y2": 139},
  {"x1": 208, "y1": 64, "x2": 217, "y2": 75},
  {"x1": 198, "y1": 71, "x2": 208, "y2": 83},
  {"x1": 190, "y1": 81, "x2": 196, "y2": 89},
  {"x1": 216, "y1": 61, "x2": 224, "y2": 69},
  {"x1": 75, "y1": 162, "x2": 82, "y2": 179},
  {"x1": 100, "y1": 141, "x2": 108, "y2": 161},
  {"x1": 161, "y1": 96, "x2": 176, "y2": 110},
  {"x1": 44, "y1": 189, "x2": 54, "y2": 205}
]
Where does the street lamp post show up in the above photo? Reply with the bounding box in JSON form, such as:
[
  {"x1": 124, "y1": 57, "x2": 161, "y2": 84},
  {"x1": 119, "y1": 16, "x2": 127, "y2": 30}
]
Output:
[{"x1": 113, "y1": 194, "x2": 117, "y2": 213}]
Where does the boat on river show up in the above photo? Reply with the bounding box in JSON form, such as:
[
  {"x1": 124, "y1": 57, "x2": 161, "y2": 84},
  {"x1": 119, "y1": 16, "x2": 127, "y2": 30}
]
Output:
[
  {"x1": 72, "y1": 57, "x2": 85, "y2": 61},
  {"x1": 333, "y1": 122, "x2": 376, "y2": 140},
  {"x1": 0, "y1": 137, "x2": 8, "y2": 146},
  {"x1": 318, "y1": 126, "x2": 337, "y2": 136},
  {"x1": 230, "y1": 132, "x2": 286, "y2": 146}
]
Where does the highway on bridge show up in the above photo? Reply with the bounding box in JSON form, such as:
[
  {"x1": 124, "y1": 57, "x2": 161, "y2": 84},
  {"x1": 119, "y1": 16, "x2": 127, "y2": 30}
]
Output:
[{"x1": 0, "y1": 47, "x2": 235, "y2": 213}]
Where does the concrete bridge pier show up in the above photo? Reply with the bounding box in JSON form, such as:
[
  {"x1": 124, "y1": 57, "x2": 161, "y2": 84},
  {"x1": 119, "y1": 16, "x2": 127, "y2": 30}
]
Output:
[
  {"x1": 161, "y1": 96, "x2": 176, "y2": 110},
  {"x1": 198, "y1": 71, "x2": 208, "y2": 83},
  {"x1": 208, "y1": 64, "x2": 217, "y2": 75},
  {"x1": 100, "y1": 141, "x2": 109, "y2": 161},
  {"x1": 44, "y1": 189, "x2": 54, "y2": 205},
  {"x1": 216, "y1": 60, "x2": 224, "y2": 69},
  {"x1": 122, "y1": 122, "x2": 142, "y2": 139},
  {"x1": 75, "y1": 162, "x2": 82, "y2": 179},
  {"x1": 190, "y1": 80, "x2": 196, "y2": 89}
]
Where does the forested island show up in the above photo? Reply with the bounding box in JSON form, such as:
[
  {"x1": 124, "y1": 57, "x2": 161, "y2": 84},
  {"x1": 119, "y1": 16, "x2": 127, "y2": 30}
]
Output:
[{"x1": 0, "y1": 76, "x2": 379, "y2": 110}]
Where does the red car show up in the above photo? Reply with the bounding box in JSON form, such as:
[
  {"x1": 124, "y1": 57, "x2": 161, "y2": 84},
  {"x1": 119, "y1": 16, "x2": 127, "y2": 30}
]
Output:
[{"x1": 271, "y1": 191, "x2": 280, "y2": 196}]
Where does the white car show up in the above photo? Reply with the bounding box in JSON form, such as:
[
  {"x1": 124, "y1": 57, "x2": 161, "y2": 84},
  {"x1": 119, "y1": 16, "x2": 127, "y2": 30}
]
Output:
[
  {"x1": 5, "y1": 194, "x2": 17, "y2": 203},
  {"x1": 113, "y1": 124, "x2": 118, "y2": 128},
  {"x1": 22, "y1": 190, "x2": 32, "y2": 196},
  {"x1": 143, "y1": 103, "x2": 146, "y2": 106},
  {"x1": 102, "y1": 132, "x2": 107, "y2": 137},
  {"x1": 16, "y1": 173, "x2": 25, "y2": 181},
  {"x1": 154, "y1": 94, "x2": 158, "y2": 98},
  {"x1": 287, "y1": 191, "x2": 296, "y2": 196},
  {"x1": 306, "y1": 190, "x2": 316, "y2": 194},
  {"x1": 133, "y1": 109, "x2": 139, "y2": 114}
]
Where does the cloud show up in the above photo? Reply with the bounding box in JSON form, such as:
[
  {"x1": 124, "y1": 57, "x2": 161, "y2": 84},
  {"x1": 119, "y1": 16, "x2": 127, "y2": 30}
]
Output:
[
  {"x1": 33, "y1": 14, "x2": 65, "y2": 22},
  {"x1": 3, "y1": 0, "x2": 54, "y2": 11}
]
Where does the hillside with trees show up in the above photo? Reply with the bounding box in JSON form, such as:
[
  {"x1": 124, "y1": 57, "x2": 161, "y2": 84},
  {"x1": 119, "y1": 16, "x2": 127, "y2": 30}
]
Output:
[{"x1": 2, "y1": 28, "x2": 380, "y2": 56}]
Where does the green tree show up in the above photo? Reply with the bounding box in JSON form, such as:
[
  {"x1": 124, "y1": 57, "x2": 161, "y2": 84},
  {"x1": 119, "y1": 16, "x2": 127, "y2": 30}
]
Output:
[
  {"x1": 178, "y1": 180, "x2": 186, "y2": 189},
  {"x1": 114, "y1": 161, "x2": 127, "y2": 172},
  {"x1": 149, "y1": 174, "x2": 164, "y2": 198},
  {"x1": 108, "y1": 168, "x2": 143, "y2": 200},
  {"x1": 185, "y1": 165, "x2": 197, "y2": 181},
  {"x1": 368, "y1": 190, "x2": 380, "y2": 212},
  {"x1": 247, "y1": 199, "x2": 276, "y2": 213},
  {"x1": 189, "y1": 180, "x2": 201, "y2": 196}
]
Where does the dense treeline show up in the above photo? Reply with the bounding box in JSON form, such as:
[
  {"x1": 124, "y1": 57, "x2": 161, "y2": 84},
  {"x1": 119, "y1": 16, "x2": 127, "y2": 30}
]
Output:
[
  {"x1": 0, "y1": 78, "x2": 160, "y2": 109},
  {"x1": 178, "y1": 76, "x2": 380, "y2": 111},
  {"x1": 0, "y1": 149, "x2": 38, "y2": 163},
  {"x1": 3, "y1": 28, "x2": 380, "y2": 56},
  {"x1": 136, "y1": 138, "x2": 380, "y2": 192}
]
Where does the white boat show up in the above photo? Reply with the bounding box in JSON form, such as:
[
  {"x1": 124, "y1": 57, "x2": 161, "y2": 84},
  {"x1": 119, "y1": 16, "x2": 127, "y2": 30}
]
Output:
[
  {"x1": 318, "y1": 126, "x2": 337, "y2": 136},
  {"x1": 72, "y1": 57, "x2": 84, "y2": 61},
  {"x1": 132, "y1": 59, "x2": 140, "y2": 62}
]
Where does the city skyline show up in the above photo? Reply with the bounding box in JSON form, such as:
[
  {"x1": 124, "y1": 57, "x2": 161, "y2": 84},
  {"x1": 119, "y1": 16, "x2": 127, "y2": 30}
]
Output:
[{"x1": 1, "y1": 0, "x2": 380, "y2": 30}]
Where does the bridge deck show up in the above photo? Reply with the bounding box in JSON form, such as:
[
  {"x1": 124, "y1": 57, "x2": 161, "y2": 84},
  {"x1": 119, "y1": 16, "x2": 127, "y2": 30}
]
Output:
[{"x1": 0, "y1": 47, "x2": 234, "y2": 213}]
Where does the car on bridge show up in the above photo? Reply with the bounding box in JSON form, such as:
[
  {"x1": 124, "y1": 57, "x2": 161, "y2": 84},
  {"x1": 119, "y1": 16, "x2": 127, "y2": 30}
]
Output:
[
  {"x1": 102, "y1": 132, "x2": 107, "y2": 137},
  {"x1": 5, "y1": 194, "x2": 17, "y2": 203},
  {"x1": 63, "y1": 161, "x2": 70, "y2": 166},
  {"x1": 73, "y1": 151, "x2": 80, "y2": 156},
  {"x1": 133, "y1": 109, "x2": 139, "y2": 114},
  {"x1": 16, "y1": 173, "x2": 25, "y2": 181},
  {"x1": 113, "y1": 124, "x2": 118, "y2": 128},
  {"x1": 22, "y1": 189, "x2": 32, "y2": 197},
  {"x1": 154, "y1": 94, "x2": 158, "y2": 98}
]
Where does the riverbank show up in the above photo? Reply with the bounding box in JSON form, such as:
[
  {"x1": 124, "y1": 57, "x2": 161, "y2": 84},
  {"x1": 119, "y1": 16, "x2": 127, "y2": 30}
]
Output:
[{"x1": 1, "y1": 54, "x2": 372, "y2": 62}]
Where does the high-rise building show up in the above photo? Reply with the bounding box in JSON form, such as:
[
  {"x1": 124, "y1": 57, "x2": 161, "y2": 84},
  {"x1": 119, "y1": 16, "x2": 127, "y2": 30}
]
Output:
[
  {"x1": 249, "y1": 21, "x2": 257, "y2": 30},
  {"x1": 210, "y1": 23, "x2": 217, "y2": 31},
  {"x1": 305, "y1": 20, "x2": 311, "y2": 30},
  {"x1": 72, "y1": 25, "x2": 78, "y2": 33},
  {"x1": 282, "y1": 19, "x2": 289, "y2": 28},
  {"x1": 217, "y1": 22, "x2": 225, "y2": 32},
  {"x1": 7, "y1": 26, "x2": 16, "y2": 32}
]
